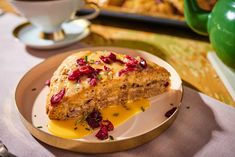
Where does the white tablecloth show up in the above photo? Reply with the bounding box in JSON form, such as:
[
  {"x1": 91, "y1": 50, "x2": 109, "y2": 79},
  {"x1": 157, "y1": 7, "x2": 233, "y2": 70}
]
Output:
[{"x1": 1, "y1": 14, "x2": 235, "y2": 157}]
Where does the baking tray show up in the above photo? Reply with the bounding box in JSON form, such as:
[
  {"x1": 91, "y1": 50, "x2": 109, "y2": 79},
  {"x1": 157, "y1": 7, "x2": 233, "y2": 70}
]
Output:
[{"x1": 78, "y1": 8, "x2": 187, "y2": 28}]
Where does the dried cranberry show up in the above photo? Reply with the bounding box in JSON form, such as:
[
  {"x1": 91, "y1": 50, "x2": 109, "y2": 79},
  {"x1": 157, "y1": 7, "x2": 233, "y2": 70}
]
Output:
[
  {"x1": 95, "y1": 68, "x2": 102, "y2": 74},
  {"x1": 100, "y1": 53, "x2": 124, "y2": 65},
  {"x1": 68, "y1": 69, "x2": 81, "y2": 81},
  {"x1": 118, "y1": 67, "x2": 136, "y2": 76},
  {"x1": 100, "y1": 120, "x2": 114, "y2": 131},
  {"x1": 86, "y1": 110, "x2": 102, "y2": 129},
  {"x1": 125, "y1": 55, "x2": 139, "y2": 68},
  {"x1": 125, "y1": 55, "x2": 136, "y2": 61},
  {"x1": 96, "y1": 125, "x2": 108, "y2": 140},
  {"x1": 100, "y1": 56, "x2": 111, "y2": 64},
  {"x1": 104, "y1": 65, "x2": 110, "y2": 71},
  {"x1": 95, "y1": 120, "x2": 114, "y2": 140},
  {"x1": 50, "y1": 88, "x2": 65, "y2": 106},
  {"x1": 45, "y1": 79, "x2": 50, "y2": 87},
  {"x1": 165, "y1": 107, "x2": 177, "y2": 118},
  {"x1": 76, "y1": 58, "x2": 86, "y2": 66},
  {"x1": 125, "y1": 60, "x2": 138, "y2": 68},
  {"x1": 108, "y1": 53, "x2": 117, "y2": 61},
  {"x1": 116, "y1": 59, "x2": 124, "y2": 64},
  {"x1": 164, "y1": 82, "x2": 169, "y2": 87},
  {"x1": 126, "y1": 67, "x2": 136, "y2": 72},
  {"x1": 139, "y1": 57, "x2": 147, "y2": 69},
  {"x1": 88, "y1": 78, "x2": 97, "y2": 86},
  {"x1": 79, "y1": 66, "x2": 95, "y2": 75},
  {"x1": 118, "y1": 69, "x2": 128, "y2": 76}
]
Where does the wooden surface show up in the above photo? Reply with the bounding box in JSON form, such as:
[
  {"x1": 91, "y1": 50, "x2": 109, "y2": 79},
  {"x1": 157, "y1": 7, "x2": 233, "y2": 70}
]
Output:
[{"x1": 0, "y1": 1, "x2": 234, "y2": 106}]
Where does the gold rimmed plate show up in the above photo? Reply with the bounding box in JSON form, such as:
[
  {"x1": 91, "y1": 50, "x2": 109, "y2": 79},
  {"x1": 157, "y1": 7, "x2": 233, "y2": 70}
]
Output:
[{"x1": 15, "y1": 47, "x2": 183, "y2": 153}]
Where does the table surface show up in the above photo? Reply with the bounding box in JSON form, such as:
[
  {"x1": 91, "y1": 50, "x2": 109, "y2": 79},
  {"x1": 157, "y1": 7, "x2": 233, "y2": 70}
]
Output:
[
  {"x1": 1, "y1": 1, "x2": 234, "y2": 106},
  {"x1": 0, "y1": 2, "x2": 235, "y2": 157}
]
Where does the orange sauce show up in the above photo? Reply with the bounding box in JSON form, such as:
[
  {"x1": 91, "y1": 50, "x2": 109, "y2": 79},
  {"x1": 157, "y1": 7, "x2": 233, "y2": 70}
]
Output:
[{"x1": 48, "y1": 99, "x2": 150, "y2": 139}]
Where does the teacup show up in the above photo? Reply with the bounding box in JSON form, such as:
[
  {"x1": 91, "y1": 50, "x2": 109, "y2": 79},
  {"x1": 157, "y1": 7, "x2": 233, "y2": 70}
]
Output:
[{"x1": 10, "y1": 0, "x2": 99, "y2": 40}]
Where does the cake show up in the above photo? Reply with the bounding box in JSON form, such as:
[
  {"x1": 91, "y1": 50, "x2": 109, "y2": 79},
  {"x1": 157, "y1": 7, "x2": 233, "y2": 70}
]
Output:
[{"x1": 46, "y1": 50, "x2": 170, "y2": 120}]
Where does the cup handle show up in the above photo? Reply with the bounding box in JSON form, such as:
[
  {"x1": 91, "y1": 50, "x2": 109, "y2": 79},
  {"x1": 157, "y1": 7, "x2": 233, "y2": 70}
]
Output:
[{"x1": 70, "y1": 2, "x2": 100, "y2": 21}]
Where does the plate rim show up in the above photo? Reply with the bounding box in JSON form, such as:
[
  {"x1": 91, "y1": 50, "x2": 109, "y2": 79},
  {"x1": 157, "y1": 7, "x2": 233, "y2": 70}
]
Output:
[{"x1": 14, "y1": 46, "x2": 183, "y2": 152}]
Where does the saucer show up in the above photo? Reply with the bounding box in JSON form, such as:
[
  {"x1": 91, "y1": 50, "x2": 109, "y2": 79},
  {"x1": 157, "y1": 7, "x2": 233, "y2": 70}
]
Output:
[{"x1": 13, "y1": 20, "x2": 90, "y2": 50}]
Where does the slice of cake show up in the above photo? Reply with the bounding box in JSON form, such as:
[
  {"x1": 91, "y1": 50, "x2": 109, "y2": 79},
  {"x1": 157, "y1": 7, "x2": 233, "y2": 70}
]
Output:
[{"x1": 46, "y1": 50, "x2": 170, "y2": 120}]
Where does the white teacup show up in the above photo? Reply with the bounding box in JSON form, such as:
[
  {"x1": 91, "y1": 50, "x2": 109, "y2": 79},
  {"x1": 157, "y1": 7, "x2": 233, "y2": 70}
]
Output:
[{"x1": 10, "y1": 0, "x2": 99, "y2": 34}]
